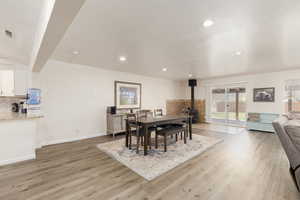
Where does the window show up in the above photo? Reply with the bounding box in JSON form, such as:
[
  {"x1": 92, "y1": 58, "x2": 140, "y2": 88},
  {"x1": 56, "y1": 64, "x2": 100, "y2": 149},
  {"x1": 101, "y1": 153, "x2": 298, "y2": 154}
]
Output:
[{"x1": 285, "y1": 80, "x2": 300, "y2": 113}]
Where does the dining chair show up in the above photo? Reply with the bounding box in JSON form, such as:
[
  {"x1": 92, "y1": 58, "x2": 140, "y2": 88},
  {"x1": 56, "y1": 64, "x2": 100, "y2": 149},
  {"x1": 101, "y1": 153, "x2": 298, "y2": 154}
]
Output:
[
  {"x1": 126, "y1": 113, "x2": 146, "y2": 154},
  {"x1": 154, "y1": 109, "x2": 163, "y2": 117},
  {"x1": 136, "y1": 110, "x2": 156, "y2": 150},
  {"x1": 154, "y1": 108, "x2": 184, "y2": 139},
  {"x1": 154, "y1": 108, "x2": 171, "y2": 131},
  {"x1": 136, "y1": 109, "x2": 153, "y2": 119}
]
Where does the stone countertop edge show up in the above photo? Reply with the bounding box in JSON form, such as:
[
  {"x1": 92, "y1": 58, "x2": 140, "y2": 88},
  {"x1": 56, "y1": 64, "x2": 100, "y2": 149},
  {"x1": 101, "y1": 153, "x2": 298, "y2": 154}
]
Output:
[{"x1": 0, "y1": 113, "x2": 43, "y2": 121}]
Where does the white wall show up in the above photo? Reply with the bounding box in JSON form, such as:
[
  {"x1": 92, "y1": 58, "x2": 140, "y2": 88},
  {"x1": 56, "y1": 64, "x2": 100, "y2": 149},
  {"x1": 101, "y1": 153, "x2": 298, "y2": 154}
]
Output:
[
  {"x1": 0, "y1": 120, "x2": 37, "y2": 166},
  {"x1": 191, "y1": 70, "x2": 300, "y2": 121},
  {"x1": 34, "y1": 59, "x2": 184, "y2": 146},
  {"x1": 0, "y1": 63, "x2": 32, "y2": 88}
]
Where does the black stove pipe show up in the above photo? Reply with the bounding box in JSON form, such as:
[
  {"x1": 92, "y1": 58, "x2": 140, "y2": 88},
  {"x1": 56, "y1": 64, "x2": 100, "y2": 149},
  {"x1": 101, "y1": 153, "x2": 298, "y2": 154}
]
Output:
[
  {"x1": 188, "y1": 79, "x2": 197, "y2": 110},
  {"x1": 191, "y1": 85, "x2": 195, "y2": 110}
]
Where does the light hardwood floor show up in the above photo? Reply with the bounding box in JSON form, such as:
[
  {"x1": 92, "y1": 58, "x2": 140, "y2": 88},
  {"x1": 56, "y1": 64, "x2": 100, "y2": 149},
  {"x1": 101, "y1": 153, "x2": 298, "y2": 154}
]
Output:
[{"x1": 0, "y1": 123, "x2": 299, "y2": 200}]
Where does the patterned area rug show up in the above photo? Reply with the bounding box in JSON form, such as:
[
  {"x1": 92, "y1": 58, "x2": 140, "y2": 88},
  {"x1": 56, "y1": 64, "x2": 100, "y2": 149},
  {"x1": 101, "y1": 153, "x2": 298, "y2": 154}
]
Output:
[{"x1": 97, "y1": 134, "x2": 222, "y2": 181}]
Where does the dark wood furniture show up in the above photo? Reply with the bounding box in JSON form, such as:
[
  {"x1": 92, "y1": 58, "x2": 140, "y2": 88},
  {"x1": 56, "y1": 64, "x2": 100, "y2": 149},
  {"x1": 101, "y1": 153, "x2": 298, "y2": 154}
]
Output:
[
  {"x1": 136, "y1": 110, "x2": 155, "y2": 149},
  {"x1": 154, "y1": 108, "x2": 185, "y2": 131},
  {"x1": 153, "y1": 109, "x2": 170, "y2": 130},
  {"x1": 125, "y1": 115, "x2": 192, "y2": 155},
  {"x1": 154, "y1": 109, "x2": 163, "y2": 117},
  {"x1": 125, "y1": 114, "x2": 137, "y2": 152},
  {"x1": 153, "y1": 109, "x2": 188, "y2": 152},
  {"x1": 125, "y1": 113, "x2": 147, "y2": 154},
  {"x1": 136, "y1": 110, "x2": 153, "y2": 119},
  {"x1": 155, "y1": 123, "x2": 187, "y2": 152},
  {"x1": 126, "y1": 112, "x2": 156, "y2": 154}
]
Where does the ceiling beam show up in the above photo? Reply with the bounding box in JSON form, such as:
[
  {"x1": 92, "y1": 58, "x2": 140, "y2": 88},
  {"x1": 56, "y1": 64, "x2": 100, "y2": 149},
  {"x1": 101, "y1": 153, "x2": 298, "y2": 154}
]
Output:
[{"x1": 31, "y1": 0, "x2": 86, "y2": 72}]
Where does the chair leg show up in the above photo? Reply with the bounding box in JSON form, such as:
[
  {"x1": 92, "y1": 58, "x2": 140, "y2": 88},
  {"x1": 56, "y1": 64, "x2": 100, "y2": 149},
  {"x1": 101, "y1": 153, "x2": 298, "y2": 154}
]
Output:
[
  {"x1": 155, "y1": 134, "x2": 158, "y2": 149},
  {"x1": 125, "y1": 131, "x2": 129, "y2": 147},
  {"x1": 129, "y1": 132, "x2": 132, "y2": 149},
  {"x1": 141, "y1": 136, "x2": 144, "y2": 146},
  {"x1": 184, "y1": 130, "x2": 187, "y2": 144},
  {"x1": 164, "y1": 134, "x2": 167, "y2": 152},
  {"x1": 148, "y1": 132, "x2": 151, "y2": 150},
  {"x1": 181, "y1": 132, "x2": 183, "y2": 140},
  {"x1": 175, "y1": 133, "x2": 178, "y2": 142},
  {"x1": 136, "y1": 136, "x2": 140, "y2": 154}
]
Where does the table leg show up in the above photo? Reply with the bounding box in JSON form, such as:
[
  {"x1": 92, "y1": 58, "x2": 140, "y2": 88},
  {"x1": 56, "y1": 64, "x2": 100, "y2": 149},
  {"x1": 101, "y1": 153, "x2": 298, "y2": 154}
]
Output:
[
  {"x1": 144, "y1": 124, "x2": 148, "y2": 156},
  {"x1": 125, "y1": 121, "x2": 128, "y2": 147},
  {"x1": 189, "y1": 117, "x2": 192, "y2": 140}
]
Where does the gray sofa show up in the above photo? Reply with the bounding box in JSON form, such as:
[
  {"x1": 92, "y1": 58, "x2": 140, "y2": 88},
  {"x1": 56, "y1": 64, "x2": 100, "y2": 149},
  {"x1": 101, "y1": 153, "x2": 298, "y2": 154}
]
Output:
[{"x1": 273, "y1": 116, "x2": 300, "y2": 191}]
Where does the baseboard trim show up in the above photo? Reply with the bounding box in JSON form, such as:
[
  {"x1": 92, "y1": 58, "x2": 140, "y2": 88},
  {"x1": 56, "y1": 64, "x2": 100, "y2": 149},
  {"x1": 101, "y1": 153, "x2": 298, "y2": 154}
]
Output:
[
  {"x1": 0, "y1": 154, "x2": 36, "y2": 166},
  {"x1": 41, "y1": 133, "x2": 106, "y2": 147}
]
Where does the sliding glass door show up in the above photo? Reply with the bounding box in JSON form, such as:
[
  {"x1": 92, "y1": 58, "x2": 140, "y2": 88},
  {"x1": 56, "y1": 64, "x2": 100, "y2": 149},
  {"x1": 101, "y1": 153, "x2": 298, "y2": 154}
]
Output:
[
  {"x1": 211, "y1": 88, "x2": 227, "y2": 121},
  {"x1": 210, "y1": 87, "x2": 246, "y2": 125}
]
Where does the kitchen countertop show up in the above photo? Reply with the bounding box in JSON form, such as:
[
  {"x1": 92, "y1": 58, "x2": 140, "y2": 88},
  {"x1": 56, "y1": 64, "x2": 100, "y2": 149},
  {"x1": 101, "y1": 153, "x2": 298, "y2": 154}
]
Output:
[{"x1": 0, "y1": 113, "x2": 43, "y2": 121}]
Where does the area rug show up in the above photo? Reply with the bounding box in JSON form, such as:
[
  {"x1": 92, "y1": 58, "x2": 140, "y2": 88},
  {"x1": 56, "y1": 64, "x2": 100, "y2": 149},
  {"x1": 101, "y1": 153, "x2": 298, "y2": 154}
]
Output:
[{"x1": 97, "y1": 134, "x2": 222, "y2": 181}]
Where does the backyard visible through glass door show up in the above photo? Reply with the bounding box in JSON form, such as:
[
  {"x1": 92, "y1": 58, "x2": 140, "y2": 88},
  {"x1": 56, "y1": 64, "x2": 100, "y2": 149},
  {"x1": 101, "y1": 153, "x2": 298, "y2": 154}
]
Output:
[
  {"x1": 211, "y1": 87, "x2": 246, "y2": 125},
  {"x1": 211, "y1": 88, "x2": 227, "y2": 121}
]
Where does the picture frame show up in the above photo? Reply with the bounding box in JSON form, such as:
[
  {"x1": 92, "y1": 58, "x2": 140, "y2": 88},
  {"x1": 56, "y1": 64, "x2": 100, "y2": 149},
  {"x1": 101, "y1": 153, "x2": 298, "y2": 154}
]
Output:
[
  {"x1": 253, "y1": 87, "x2": 275, "y2": 102},
  {"x1": 115, "y1": 81, "x2": 142, "y2": 109}
]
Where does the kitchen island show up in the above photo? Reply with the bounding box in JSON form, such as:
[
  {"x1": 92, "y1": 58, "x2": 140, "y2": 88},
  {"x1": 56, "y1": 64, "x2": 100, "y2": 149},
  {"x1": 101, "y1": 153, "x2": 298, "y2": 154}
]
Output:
[{"x1": 0, "y1": 113, "x2": 42, "y2": 166}]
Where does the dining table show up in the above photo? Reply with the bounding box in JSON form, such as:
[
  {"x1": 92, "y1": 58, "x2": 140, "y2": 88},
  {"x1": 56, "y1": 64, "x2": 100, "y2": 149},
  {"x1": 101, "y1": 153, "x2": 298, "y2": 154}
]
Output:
[{"x1": 125, "y1": 115, "x2": 193, "y2": 156}]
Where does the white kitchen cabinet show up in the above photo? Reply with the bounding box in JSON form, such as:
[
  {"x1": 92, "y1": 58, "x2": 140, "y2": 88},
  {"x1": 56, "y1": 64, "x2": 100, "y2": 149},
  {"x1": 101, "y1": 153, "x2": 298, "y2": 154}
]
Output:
[
  {"x1": 0, "y1": 70, "x2": 14, "y2": 96},
  {"x1": 0, "y1": 118, "x2": 39, "y2": 166},
  {"x1": 0, "y1": 70, "x2": 28, "y2": 96},
  {"x1": 14, "y1": 70, "x2": 28, "y2": 95}
]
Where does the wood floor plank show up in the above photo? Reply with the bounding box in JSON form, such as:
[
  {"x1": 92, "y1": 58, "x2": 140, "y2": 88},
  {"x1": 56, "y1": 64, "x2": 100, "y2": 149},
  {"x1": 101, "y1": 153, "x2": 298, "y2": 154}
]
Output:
[{"x1": 0, "y1": 124, "x2": 299, "y2": 200}]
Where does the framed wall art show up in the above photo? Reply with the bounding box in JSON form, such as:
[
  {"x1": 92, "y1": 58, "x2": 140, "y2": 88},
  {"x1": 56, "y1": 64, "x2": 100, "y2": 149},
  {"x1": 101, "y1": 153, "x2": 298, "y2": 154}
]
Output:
[
  {"x1": 253, "y1": 87, "x2": 275, "y2": 102},
  {"x1": 115, "y1": 81, "x2": 141, "y2": 109}
]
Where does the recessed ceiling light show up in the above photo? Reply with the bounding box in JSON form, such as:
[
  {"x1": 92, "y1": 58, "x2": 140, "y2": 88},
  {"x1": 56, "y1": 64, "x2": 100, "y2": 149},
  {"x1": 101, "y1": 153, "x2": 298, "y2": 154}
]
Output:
[
  {"x1": 119, "y1": 56, "x2": 127, "y2": 62},
  {"x1": 162, "y1": 68, "x2": 167, "y2": 72},
  {"x1": 235, "y1": 51, "x2": 242, "y2": 56},
  {"x1": 203, "y1": 19, "x2": 214, "y2": 28},
  {"x1": 188, "y1": 74, "x2": 193, "y2": 78},
  {"x1": 72, "y1": 51, "x2": 79, "y2": 55}
]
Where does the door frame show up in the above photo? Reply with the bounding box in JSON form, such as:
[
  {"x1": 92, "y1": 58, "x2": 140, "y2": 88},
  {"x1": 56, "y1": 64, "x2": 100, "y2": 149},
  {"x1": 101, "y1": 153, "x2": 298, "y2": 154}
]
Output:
[{"x1": 209, "y1": 84, "x2": 247, "y2": 126}]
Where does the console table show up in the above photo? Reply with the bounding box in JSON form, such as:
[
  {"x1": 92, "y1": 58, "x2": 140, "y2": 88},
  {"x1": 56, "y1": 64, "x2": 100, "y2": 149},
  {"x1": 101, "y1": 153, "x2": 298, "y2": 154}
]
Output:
[{"x1": 106, "y1": 113, "x2": 126, "y2": 137}]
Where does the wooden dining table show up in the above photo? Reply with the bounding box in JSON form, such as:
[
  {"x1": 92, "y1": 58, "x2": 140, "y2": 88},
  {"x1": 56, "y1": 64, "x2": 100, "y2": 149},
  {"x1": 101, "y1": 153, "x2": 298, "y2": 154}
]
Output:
[{"x1": 126, "y1": 115, "x2": 192, "y2": 156}]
